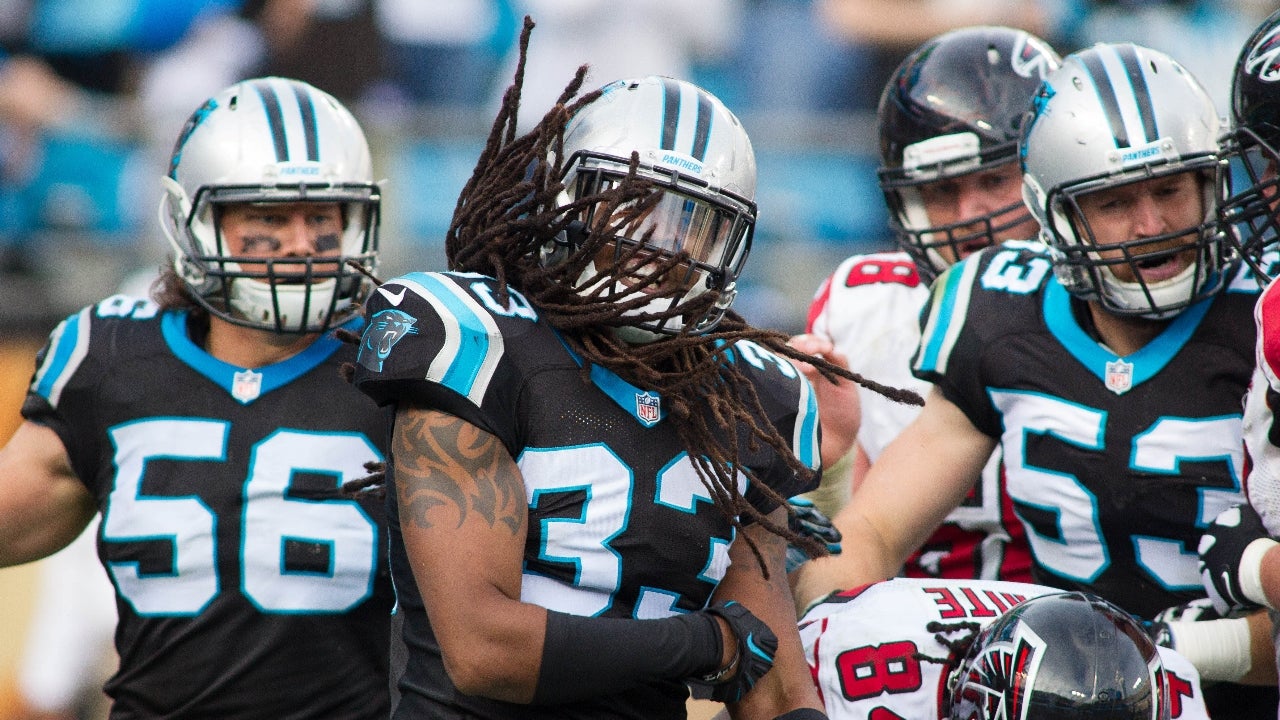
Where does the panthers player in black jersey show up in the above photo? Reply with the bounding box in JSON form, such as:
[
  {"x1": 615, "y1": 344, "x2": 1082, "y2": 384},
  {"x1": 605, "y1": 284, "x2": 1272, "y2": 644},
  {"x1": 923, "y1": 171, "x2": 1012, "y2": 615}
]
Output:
[
  {"x1": 0, "y1": 77, "x2": 393, "y2": 718},
  {"x1": 792, "y1": 43, "x2": 1279, "y2": 719},
  {"x1": 343, "y1": 20, "x2": 903, "y2": 720}
]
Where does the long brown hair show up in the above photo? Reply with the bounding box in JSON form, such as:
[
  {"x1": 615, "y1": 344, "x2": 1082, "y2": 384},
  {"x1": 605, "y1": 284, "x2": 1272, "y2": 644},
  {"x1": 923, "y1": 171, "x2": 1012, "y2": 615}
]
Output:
[{"x1": 432, "y1": 17, "x2": 922, "y2": 572}]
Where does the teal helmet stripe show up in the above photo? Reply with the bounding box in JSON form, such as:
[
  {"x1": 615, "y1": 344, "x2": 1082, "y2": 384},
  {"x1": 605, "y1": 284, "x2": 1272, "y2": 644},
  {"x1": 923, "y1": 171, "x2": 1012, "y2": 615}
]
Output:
[
  {"x1": 660, "y1": 78, "x2": 681, "y2": 150},
  {"x1": 250, "y1": 79, "x2": 290, "y2": 162},
  {"x1": 290, "y1": 81, "x2": 321, "y2": 162},
  {"x1": 657, "y1": 77, "x2": 714, "y2": 160}
]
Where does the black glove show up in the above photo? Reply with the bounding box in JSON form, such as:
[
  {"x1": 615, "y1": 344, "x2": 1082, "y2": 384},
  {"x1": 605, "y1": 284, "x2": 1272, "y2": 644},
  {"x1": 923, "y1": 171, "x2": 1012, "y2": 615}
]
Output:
[
  {"x1": 690, "y1": 601, "x2": 778, "y2": 703},
  {"x1": 785, "y1": 497, "x2": 842, "y2": 574},
  {"x1": 1198, "y1": 503, "x2": 1277, "y2": 615}
]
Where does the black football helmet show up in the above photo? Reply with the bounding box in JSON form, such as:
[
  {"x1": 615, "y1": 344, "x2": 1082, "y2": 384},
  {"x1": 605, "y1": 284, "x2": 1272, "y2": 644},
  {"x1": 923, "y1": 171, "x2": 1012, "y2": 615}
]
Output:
[
  {"x1": 878, "y1": 26, "x2": 1060, "y2": 280},
  {"x1": 947, "y1": 592, "x2": 1170, "y2": 720},
  {"x1": 1222, "y1": 8, "x2": 1280, "y2": 281}
]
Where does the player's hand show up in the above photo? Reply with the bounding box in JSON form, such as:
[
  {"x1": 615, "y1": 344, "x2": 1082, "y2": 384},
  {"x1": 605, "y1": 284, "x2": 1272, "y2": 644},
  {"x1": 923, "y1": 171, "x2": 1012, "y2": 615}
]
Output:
[
  {"x1": 785, "y1": 497, "x2": 842, "y2": 574},
  {"x1": 1198, "y1": 503, "x2": 1278, "y2": 614},
  {"x1": 1142, "y1": 597, "x2": 1222, "y2": 648},
  {"x1": 691, "y1": 601, "x2": 778, "y2": 703},
  {"x1": 786, "y1": 333, "x2": 859, "y2": 465}
]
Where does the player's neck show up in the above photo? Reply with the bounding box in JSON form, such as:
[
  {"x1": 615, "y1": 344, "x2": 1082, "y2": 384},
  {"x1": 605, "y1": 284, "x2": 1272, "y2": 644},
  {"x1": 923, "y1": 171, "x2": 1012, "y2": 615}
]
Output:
[
  {"x1": 1085, "y1": 302, "x2": 1168, "y2": 357},
  {"x1": 204, "y1": 317, "x2": 319, "y2": 368}
]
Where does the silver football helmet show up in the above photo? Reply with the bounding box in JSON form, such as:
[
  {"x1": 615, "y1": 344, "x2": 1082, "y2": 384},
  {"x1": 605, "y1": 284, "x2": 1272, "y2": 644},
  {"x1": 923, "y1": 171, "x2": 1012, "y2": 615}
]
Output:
[
  {"x1": 1020, "y1": 43, "x2": 1227, "y2": 319},
  {"x1": 549, "y1": 76, "x2": 756, "y2": 344},
  {"x1": 159, "y1": 76, "x2": 380, "y2": 333}
]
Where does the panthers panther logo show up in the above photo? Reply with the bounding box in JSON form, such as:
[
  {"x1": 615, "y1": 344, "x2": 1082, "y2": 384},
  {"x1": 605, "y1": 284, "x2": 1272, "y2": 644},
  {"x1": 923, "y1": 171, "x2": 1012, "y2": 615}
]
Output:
[{"x1": 358, "y1": 309, "x2": 418, "y2": 372}]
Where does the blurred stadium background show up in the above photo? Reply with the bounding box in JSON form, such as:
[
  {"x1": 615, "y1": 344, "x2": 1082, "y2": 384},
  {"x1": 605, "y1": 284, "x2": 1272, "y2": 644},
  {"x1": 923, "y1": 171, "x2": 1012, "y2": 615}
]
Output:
[{"x1": 0, "y1": 1, "x2": 1273, "y2": 717}]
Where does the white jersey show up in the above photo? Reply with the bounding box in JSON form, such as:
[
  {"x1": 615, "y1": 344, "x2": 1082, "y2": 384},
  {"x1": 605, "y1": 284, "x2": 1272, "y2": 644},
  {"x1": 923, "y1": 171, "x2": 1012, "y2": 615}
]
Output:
[
  {"x1": 807, "y1": 251, "x2": 1029, "y2": 581},
  {"x1": 807, "y1": 250, "x2": 931, "y2": 463},
  {"x1": 1244, "y1": 278, "x2": 1280, "y2": 536},
  {"x1": 799, "y1": 578, "x2": 1211, "y2": 720}
]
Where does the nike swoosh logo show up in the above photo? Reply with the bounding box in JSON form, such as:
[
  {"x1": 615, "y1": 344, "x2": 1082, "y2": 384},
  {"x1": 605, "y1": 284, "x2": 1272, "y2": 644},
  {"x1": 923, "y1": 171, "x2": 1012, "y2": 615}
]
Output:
[{"x1": 378, "y1": 285, "x2": 407, "y2": 306}]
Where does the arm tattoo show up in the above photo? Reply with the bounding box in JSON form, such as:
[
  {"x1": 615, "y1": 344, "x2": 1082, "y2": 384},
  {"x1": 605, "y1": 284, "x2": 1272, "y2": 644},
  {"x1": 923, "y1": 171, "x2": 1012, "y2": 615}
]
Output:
[{"x1": 393, "y1": 409, "x2": 525, "y2": 536}]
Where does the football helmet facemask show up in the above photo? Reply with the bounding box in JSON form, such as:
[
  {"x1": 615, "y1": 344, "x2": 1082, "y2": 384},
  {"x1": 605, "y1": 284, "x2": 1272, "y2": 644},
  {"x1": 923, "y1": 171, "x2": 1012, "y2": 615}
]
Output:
[
  {"x1": 1021, "y1": 43, "x2": 1227, "y2": 319},
  {"x1": 1222, "y1": 9, "x2": 1280, "y2": 281},
  {"x1": 947, "y1": 592, "x2": 1171, "y2": 720},
  {"x1": 878, "y1": 26, "x2": 1060, "y2": 280},
  {"x1": 160, "y1": 76, "x2": 380, "y2": 333},
  {"x1": 546, "y1": 76, "x2": 756, "y2": 344}
]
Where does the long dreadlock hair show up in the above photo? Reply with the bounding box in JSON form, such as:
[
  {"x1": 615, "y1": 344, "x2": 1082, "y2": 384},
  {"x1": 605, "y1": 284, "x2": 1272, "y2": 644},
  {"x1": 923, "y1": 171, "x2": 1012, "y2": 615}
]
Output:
[{"x1": 420, "y1": 16, "x2": 923, "y2": 574}]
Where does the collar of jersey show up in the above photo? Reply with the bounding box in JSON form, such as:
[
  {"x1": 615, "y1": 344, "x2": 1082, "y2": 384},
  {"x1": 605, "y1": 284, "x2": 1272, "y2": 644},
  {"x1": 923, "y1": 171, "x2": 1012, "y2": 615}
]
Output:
[
  {"x1": 553, "y1": 330, "x2": 668, "y2": 426},
  {"x1": 161, "y1": 310, "x2": 363, "y2": 405},
  {"x1": 1042, "y1": 280, "x2": 1212, "y2": 388}
]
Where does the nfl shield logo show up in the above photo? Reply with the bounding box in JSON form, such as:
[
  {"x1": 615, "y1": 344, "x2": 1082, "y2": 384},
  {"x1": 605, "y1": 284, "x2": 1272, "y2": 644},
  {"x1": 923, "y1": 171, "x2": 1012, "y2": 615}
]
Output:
[
  {"x1": 635, "y1": 391, "x2": 661, "y2": 426},
  {"x1": 232, "y1": 368, "x2": 263, "y2": 403},
  {"x1": 1104, "y1": 358, "x2": 1133, "y2": 395}
]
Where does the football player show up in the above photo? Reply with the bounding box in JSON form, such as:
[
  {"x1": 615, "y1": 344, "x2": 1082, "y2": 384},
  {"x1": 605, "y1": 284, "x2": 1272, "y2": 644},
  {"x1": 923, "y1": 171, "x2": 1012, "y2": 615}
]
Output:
[
  {"x1": 0, "y1": 77, "x2": 393, "y2": 717},
  {"x1": 794, "y1": 25, "x2": 1058, "y2": 582},
  {"x1": 792, "y1": 42, "x2": 1278, "y2": 718},
  {"x1": 800, "y1": 578, "x2": 1211, "y2": 720},
  {"x1": 343, "y1": 20, "x2": 903, "y2": 720},
  {"x1": 1196, "y1": 5, "x2": 1280, "y2": 691}
]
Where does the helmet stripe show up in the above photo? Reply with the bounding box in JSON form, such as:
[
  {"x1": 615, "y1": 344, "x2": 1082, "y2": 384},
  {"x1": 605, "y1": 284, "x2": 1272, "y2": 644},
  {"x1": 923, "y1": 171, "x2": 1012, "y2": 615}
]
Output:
[
  {"x1": 660, "y1": 78, "x2": 681, "y2": 151},
  {"x1": 291, "y1": 82, "x2": 320, "y2": 162},
  {"x1": 1115, "y1": 44, "x2": 1159, "y2": 145},
  {"x1": 251, "y1": 79, "x2": 290, "y2": 162},
  {"x1": 1079, "y1": 50, "x2": 1130, "y2": 148},
  {"x1": 691, "y1": 89, "x2": 713, "y2": 161}
]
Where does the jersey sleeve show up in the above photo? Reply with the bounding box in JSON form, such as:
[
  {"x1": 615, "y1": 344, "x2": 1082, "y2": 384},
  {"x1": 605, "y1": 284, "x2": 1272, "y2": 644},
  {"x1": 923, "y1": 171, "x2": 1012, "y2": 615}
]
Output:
[
  {"x1": 807, "y1": 252, "x2": 932, "y2": 462},
  {"x1": 350, "y1": 272, "x2": 537, "y2": 455},
  {"x1": 22, "y1": 296, "x2": 160, "y2": 480},
  {"x1": 726, "y1": 340, "x2": 821, "y2": 509},
  {"x1": 910, "y1": 252, "x2": 1004, "y2": 436}
]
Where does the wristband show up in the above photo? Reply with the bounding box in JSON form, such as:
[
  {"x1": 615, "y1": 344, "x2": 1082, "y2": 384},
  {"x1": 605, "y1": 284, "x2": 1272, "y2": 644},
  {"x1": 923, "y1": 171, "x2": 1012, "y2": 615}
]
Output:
[
  {"x1": 533, "y1": 610, "x2": 721, "y2": 704},
  {"x1": 1161, "y1": 617, "x2": 1252, "y2": 682},
  {"x1": 1238, "y1": 538, "x2": 1279, "y2": 610}
]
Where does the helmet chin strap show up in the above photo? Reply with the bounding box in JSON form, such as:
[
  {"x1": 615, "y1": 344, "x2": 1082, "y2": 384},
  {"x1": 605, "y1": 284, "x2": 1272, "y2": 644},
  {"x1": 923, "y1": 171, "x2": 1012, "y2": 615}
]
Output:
[{"x1": 1097, "y1": 260, "x2": 1200, "y2": 320}]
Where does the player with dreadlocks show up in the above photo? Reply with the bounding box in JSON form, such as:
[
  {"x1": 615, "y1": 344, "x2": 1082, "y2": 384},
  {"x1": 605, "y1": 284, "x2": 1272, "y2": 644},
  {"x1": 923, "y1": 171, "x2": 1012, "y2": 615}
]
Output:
[
  {"x1": 346, "y1": 16, "x2": 915, "y2": 720},
  {"x1": 799, "y1": 577, "x2": 1211, "y2": 719}
]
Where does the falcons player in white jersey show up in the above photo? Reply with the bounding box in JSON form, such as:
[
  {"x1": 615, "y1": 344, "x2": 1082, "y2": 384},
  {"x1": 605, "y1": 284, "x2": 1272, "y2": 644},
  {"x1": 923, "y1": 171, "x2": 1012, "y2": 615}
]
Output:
[
  {"x1": 800, "y1": 578, "x2": 1210, "y2": 720},
  {"x1": 795, "y1": 26, "x2": 1060, "y2": 582}
]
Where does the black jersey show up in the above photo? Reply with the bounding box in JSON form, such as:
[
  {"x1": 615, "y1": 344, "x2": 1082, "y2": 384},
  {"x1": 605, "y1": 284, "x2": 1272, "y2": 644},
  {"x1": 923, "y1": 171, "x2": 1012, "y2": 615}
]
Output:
[
  {"x1": 912, "y1": 242, "x2": 1258, "y2": 619},
  {"x1": 22, "y1": 295, "x2": 393, "y2": 720},
  {"x1": 351, "y1": 271, "x2": 821, "y2": 719}
]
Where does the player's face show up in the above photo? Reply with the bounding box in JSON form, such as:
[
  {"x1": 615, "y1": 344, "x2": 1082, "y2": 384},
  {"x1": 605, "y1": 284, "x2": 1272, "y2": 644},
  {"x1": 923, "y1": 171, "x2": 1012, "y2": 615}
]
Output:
[
  {"x1": 1073, "y1": 170, "x2": 1205, "y2": 284},
  {"x1": 218, "y1": 202, "x2": 344, "y2": 277},
  {"x1": 917, "y1": 161, "x2": 1033, "y2": 264},
  {"x1": 589, "y1": 192, "x2": 732, "y2": 296}
]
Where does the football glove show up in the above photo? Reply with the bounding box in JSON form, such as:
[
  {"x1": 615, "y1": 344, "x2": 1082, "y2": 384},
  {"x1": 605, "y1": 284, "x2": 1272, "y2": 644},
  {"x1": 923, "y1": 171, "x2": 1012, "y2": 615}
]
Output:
[
  {"x1": 1198, "y1": 503, "x2": 1278, "y2": 615},
  {"x1": 1142, "y1": 597, "x2": 1223, "y2": 649},
  {"x1": 785, "y1": 497, "x2": 842, "y2": 574},
  {"x1": 690, "y1": 601, "x2": 778, "y2": 703}
]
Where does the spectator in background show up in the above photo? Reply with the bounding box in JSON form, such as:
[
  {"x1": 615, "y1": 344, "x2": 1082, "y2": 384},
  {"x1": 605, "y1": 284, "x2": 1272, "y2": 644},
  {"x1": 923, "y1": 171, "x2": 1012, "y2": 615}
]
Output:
[
  {"x1": 1053, "y1": 0, "x2": 1275, "y2": 116},
  {"x1": 373, "y1": 0, "x2": 513, "y2": 108},
  {"x1": 491, "y1": 1, "x2": 739, "y2": 131},
  {"x1": 812, "y1": 0, "x2": 1054, "y2": 111}
]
